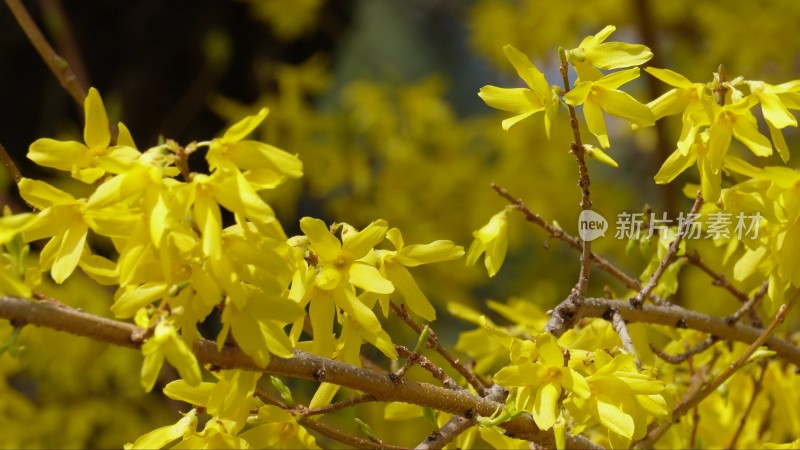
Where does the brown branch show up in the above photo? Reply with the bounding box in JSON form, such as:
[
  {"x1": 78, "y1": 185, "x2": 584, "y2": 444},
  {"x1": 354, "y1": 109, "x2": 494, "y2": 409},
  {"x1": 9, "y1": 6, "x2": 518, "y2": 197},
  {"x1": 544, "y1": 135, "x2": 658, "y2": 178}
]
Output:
[
  {"x1": 491, "y1": 183, "x2": 666, "y2": 305},
  {"x1": 554, "y1": 297, "x2": 800, "y2": 366},
  {"x1": 390, "y1": 302, "x2": 489, "y2": 395},
  {"x1": 0, "y1": 143, "x2": 23, "y2": 184},
  {"x1": 726, "y1": 281, "x2": 768, "y2": 326},
  {"x1": 292, "y1": 393, "x2": 377, "y2": 418},
  {"x1": 630, "y1": 191, "x2": 703, "y2": 307},
  {"x1": 558, "y1": 48, "x2": 592, "y2": 297},
  {"x1": 0, "y1": 296, "x2": 601, "y2": 449},
  {"x1": 609, "y1": 310, "x2": 641, "y2": 369},
  {"x1": 416, "y1": 384, "x2": 508, "y2": 450},
  {"x1": 5, "y1": 0, "x2": 87, "y2": 106},
  {"x1": 38, "y1": 0, "x2": 90, "y2": 88},
  {"x1": 636, "y1": 287, "x2": 800, "y2": 447},
  {"x1": 396, "y1": 345, "x2": 461, "y2": 391}
]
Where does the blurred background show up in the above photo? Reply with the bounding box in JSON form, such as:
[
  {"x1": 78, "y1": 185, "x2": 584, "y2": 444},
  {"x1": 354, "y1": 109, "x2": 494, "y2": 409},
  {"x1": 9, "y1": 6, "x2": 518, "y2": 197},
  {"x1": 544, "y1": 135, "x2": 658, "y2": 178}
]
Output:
[{"x1": 2, "y1": 0, "x2": 800, "y2": 447}]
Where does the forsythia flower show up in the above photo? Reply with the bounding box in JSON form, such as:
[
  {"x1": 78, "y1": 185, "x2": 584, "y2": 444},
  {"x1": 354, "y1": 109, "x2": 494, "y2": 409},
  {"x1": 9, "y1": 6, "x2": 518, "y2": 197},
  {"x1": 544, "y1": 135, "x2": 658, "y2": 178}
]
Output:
[
  {"x1": 655, "y1": 130, "x2": 722, "y2": 202},
  {"x1": 28, "y1": 87, "x2": 140, "y2": 183},
  {"x1": 140, "y1": 320, "x2": 201, "y2": 392},
  {"x1": 706, "y1": 96, "x2": 772, "y2": 173},
  {"x1": 646, "y1": 67, "x2": 712, "y2": 155},
  {"x1": 295, "y1": 217, "x2": 397, "y2": 359},
  {"x1": 493, "y1": 333, "x2": 590, "y2": 430},
  {"x1": 15, "y1": 178, "x2": 121, "y2": 284},
  {"x1": 563, "y1": 68, "x2": 655, "y2": 148},
  {"x1": 746, "y1": 79, "x2": 800, "y2": 162},
  {"x1": 568, "y1": 25, "x2": 653, "y2": 78},
  {"x1": 206, "y1": 107, "x2": 303, "y2": 189},
  {"x1": 373, "y1": 228, "x2": 464, "y2": 320},
  {"x1": 566, "y1": 351, "x2": 667, "y2": 443},
  {"x1": 466, "y1": 210, "x2": 509, "y2": 277},
  {"x1": 478, "y1": 45, "x2": 559, "y2": 135}
]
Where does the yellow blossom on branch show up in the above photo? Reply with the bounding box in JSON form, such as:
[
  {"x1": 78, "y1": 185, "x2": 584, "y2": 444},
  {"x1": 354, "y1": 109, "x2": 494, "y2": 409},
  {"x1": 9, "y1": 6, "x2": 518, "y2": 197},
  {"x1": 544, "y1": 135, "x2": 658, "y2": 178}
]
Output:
[
  {"x1": 563, "y1": 68, "x2": 655, "y2": 148},
  {"x1": 478, "y1": 45, "x2": 559, "y2": 134}
]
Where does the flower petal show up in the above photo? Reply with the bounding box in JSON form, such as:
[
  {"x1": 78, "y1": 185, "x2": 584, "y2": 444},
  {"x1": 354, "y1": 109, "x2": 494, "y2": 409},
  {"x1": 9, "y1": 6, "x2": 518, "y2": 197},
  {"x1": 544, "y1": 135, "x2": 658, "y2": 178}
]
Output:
[
  {"x1": 17, "y1": 178, "x2": 76, "y2": 209},
  {"x1": 222, "y1": 108, "x2": 268, "y2": 142},
  {"x1": 84, "y1": 87, "x2": 111, "y2": 150},
  {"x1": 395, "y1": 240, "x2": 464, "y2": 267},
  {"x1": 583, "y1": 100, "x2": 610, "y2": 148},
  {"x1": 383, "y1": 262, "x2": 435, "y2": 320},
  {"x1": 28, "y1": 139, "x2": 90, "y2": 172},
  {"x1": 342, "y1": 219, "x2": 388, "y2": 259},
  {"x1": 654, "y1": 148, "x2": 697, "y2": 184},
  {"x1": 759, "y1": 91, "x2": 797, "y2": 129},
  {"x1": 584, "y1": 42, "x2": 652, "y2": 70},
  {"x1": 49, "y1": 222, "x2": 88, "y2": 284},
  {"x1": 532, "y1": 383, "x2": 560, "y2": 430},
  {"x1": 502, "y1": 44, "x2": 540, "y2": 89},
  {"x1": 479, "y1": 86, "x2": 542, "y2": 114},
  {"x1": 596, "y1": 399, "x2": 634, "y2": 439},
  {"x1": 349, "y1": 262, "x2": 394, "y2": 294},
  {"x1": 300, "y1": 217, "x2": 341, "y2": 260},
  {"x1": 644, "y1": 67, "x2": 694, "y2": 89},
  {"x1": 732, "y1": 115, "x2": 772, "y2": 157},
  {"x1": 597, "y1": 89, "x2": 655, "y2": 126}
]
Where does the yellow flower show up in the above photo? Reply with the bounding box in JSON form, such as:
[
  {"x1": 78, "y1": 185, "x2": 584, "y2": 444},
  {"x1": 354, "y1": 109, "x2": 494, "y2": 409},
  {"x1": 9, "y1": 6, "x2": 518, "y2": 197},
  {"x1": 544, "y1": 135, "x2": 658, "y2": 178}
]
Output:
[
  {"x1": 466, "y1": 210, "x2": 509, "y2": 277},
  {"x1": 140, "y1": 320, "x2": 201, "y2": 392},
  {"x1": 655, "y1": 130, "x2": 722, "y2": 202},
  {"x1": 28, "y1": 87, "x2": 140, "y2": 183},
  {"x1": 646, "y1": 67, "x2": 713, "y2": 155},
  {"x1": 373, "y1": 227, "x2": 464, "y2": 320},
  {"x1": 17, "y1": 178, "x2": 95, "y2": 283},
  {"x1": 568, "y1": 25, "x2": 653, "y2": 76},
  {"x1": 297, "y1": 217, "x2": 397, "y2": 359},
  {"x1": 566, "y1": 351, "x2": 667, "y2": 443},
  {"x1": 563, "y1": 68, "x2": 655, "y2": 148},
  {"x1": 478, "y1": 45, "x2": 559, "y2": 135},
  {"x1": 124, "y1": 409, "x2": 198, "y2": 450},
  {"x1": 493, "y1": 333, "x2": 590, "y2": 430},
  {"x1": 746, "y1": 79, "x2": 800, "y2": 162},
  {"x1": 207, "y1": 108, "x2": 303, "y2": 189},
  {"x1": 706, "y1": 96, "x2": 771, "y2": 172}
]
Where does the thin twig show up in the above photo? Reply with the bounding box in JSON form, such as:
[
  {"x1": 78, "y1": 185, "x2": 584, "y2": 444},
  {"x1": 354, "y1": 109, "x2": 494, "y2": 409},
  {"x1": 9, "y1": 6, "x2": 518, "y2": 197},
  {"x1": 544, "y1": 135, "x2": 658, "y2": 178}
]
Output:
[
  {"x1": 727, "y1": 361, "x2": 768, "y2": 449},
  {"x1": 491, "y1": 183, "x2": 666, "y2": 305},
  {"x1": 609, "y1": 310, "x2": 641, "y2": 369},
  {"x1": 256, "y1": 389, "x2": 405, "y2": 450},
  {"x1": 292, "y1": 393, "x2": 377, "y2": 417},
  {"x1": 690, "y1": 406, "x2": 700, "y2": 448},
  {"x1": 37, "y1": 0, "x2": 90, "y2": 89},
  {"x1": 0, "y1": 143, "x2": 23, "y2": 184},
  {"x1": 650, "y1": 336, "x2": 720, "y2": 364},
  {"x1": 5, "y1": 0, "x2": 87, "y2": 106},
  {"x1": 631, "y1": 192, "x2": 703, "y2": 307},
  {"x1": 636, "y1": 288, "x2": 800, "y2": 447},
  {"x1": 558, "y1": 49, "x2": 592, "y2": 297},
  {"x1": 726, "y1": 281, "x2": 768, "y2": 325},
  {"x1": 390, "y1": 302, "x2": 490, "y2": 395},
  {"x1": 396, "y1": 346, "x2": 461, "y2": 391}
]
